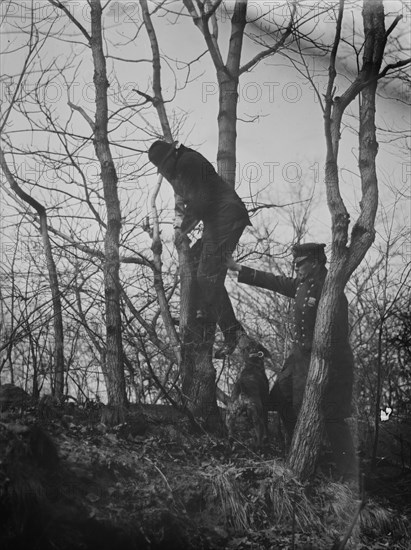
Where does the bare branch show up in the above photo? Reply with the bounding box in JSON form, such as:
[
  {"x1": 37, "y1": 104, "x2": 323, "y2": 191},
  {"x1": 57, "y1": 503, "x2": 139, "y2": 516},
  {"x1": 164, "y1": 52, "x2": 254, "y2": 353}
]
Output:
[
  {"x1": 47, "y1": 0, "x2": 92, "y2": 42},
  {"x1": 140, "y1": 0, "x2": 173, "y2": 139},
  {"x1": 240, "y1": 1, "x2": 297, "y2": 74},
  {"x1": 133, "y1": 89, "x2": 155, "y2": 105},
  {"x1": 182, "y1": 0, "x2": 225, "y2": 71},
  {"x1": 385, "y1": 14, "x2": 402, "y2": 38},
  {"x1": 0, "y1": 8, "x2": 39, "y2": 134},
  {"x1": 67, "y1": 100, "x2": 95, "y2": 130},
  {"x1": 377, "y1": 57, "x2": 411, "y2": 80}
]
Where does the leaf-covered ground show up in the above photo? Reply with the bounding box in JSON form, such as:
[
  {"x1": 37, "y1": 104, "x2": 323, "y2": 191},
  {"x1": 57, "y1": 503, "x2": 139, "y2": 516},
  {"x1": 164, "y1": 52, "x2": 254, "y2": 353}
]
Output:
[{"x1": 0, "y1": 401, "x2": 410, "y2": 550}]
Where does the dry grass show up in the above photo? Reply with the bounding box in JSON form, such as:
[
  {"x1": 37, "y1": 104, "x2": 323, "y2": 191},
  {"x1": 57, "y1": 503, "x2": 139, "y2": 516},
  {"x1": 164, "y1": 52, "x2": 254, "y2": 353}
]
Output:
[
  {"x1": 360, "y1": 500, "x2": 409, "y2": 540},
  {"x1": 208, "y1": 460, "x2": 323, "y2": 533},
  {"x1": 268, "y1": 461, "x2": 323, "y2": 531},
  {"x1": 316, "y1": 479, "x2": 410, "y2": 548},
  {"x1": 206, "y1": 459, "x2": 409, "y2": 549},
  {"x1": 316, "y1": 481, "x2": 363, "y2": 545},
  {"x1": 210, "y1": 465, "x2": 253, "y2": 531}
]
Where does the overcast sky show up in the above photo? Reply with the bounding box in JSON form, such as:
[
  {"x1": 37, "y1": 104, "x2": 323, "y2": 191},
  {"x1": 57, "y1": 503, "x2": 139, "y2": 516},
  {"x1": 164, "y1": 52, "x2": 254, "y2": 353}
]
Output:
[{"x1": 1, "y1": 0, "x2": 410, "y2": 263}]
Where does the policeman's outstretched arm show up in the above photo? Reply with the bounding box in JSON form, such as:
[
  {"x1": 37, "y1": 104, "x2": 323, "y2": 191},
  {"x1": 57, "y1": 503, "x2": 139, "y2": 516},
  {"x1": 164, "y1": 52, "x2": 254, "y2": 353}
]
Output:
[{"x1": 226, "y1": 256, "x2": 242, "y2": 272}]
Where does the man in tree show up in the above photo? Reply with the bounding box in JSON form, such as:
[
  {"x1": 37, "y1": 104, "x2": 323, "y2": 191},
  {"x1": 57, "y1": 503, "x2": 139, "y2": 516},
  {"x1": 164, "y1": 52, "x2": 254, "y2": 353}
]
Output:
[
  {"x1": 227, "y1": 243, "x2": 358, "y2": 481},
  {"x1": 148, "y1": 140, "x2": 251, "y2": 358}
]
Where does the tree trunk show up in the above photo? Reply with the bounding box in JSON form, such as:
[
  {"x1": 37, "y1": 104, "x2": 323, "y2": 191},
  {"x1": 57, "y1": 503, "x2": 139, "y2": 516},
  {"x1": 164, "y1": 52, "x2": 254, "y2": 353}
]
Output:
[
  {"x1": 38, "y1": 214, "x2": 65, "y2": 398},
  {"x1": 181, "y1": 346, "x2": 222, "y2": 430},
  {"x1": 288, "y1": 0, "x2": 386, "y2": 480},
  {"x1": 90, "y1": 0, "x2": 126, "y2": 418},
  {"x1": 179, "y1": 245, "x2": 223, "y2": 433},
  {"x1": 0, "y1": 148, "x2": 65, "y2": 399},
  {"x1": 174, "y1": 0, "x2": 249, "y2": 431},
  {"x1": 288, "y1": 267, "x2": 348, "y2": 479},
  {"x1": 178, "y1": 0, "x2": 297, "y2": 428},
  {"x1": 141, "y1": 0, "x2": 224, "y2": 432},
  {"x1": 179, "y1": 0, "x2": 296, "y2": 430},
  {"x1": 216, "y1": 1, "x2": 247, "y2": 186}
]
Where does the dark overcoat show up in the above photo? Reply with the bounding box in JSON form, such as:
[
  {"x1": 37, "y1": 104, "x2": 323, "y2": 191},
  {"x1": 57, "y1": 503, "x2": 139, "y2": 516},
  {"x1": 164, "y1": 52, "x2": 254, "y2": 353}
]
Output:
[
  {"x1": 148, "y1": 140, "x2": 251, "y2": 324},
  {"x1": 238, "y1": 265, "x2": 354, "y2": 420},
  {"x1": 149, "y1": 142, "x2": 250, "y2": 242}
]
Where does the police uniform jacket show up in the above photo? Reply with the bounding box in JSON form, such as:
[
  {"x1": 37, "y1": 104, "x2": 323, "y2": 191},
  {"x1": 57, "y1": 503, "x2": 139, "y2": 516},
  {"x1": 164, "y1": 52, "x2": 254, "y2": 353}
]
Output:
[{"x1": 238, "y1": 265, "x2": 354, "y2": 418}]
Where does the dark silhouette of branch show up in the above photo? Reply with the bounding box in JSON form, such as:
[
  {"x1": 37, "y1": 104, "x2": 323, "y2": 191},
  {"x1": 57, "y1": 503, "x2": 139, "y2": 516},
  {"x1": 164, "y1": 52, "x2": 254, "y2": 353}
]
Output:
[
  {"x1": 47, "y1": 0, "x2": 91, "y2": 41},
  {"x1": 240, "y1": 1, "x2": 297, "y2": 74}
]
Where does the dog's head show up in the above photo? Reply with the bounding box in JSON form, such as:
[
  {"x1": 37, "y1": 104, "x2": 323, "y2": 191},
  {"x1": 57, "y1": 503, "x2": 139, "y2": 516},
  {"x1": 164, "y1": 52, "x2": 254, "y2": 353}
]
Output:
[{"x1": 237, "y1": 335, "x2": 271, "y2": 364}]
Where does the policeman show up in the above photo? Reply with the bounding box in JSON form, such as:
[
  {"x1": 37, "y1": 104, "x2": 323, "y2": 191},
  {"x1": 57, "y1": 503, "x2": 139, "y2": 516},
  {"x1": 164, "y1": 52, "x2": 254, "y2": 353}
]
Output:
[
  {"x1": 148, "y1": 140, "x2": 251, "y2": 357},
  {"x1": 227, "y1": 243, "x2": 358, "y2": 481}
]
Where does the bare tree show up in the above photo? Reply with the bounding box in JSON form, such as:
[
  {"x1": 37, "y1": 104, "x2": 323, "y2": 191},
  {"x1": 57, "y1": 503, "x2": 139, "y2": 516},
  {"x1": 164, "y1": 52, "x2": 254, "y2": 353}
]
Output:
[
  {"x1": 137, "y1": 0, "x2": 300, "y2": 430},
  {"x1": 0, "y1": 150, "x2": 66, "y2": 397},
  {"x1": 67, "y1": 0, "x2": 129, "y2": 421},
  {"x1": 182, "y1": 0, "x2": 296, "y2": 184},
  {"x1": 42, "y1": 0, "x2": 129, "y2": 418},
  {"x1": 287, "y1": 0, "x2": 411, "y2": 480},
  {"x1": 0, "y1": 13, "x2": 65, "y2": 397}
]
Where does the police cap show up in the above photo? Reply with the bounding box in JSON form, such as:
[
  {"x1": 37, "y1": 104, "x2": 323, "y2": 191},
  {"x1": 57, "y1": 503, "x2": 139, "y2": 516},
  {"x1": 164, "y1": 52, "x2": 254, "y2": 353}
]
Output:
[{"x1": 292, "y1": 242, "x2": 327, "y2": 264}]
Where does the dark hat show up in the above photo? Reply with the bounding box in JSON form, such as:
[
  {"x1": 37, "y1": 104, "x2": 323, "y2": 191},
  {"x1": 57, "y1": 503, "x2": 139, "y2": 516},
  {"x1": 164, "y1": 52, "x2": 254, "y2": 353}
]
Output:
[
  {"x1": 292, "y1": 242, "x2": 327, "y2": 263},
  {"x1": 148, "y1": 140, "x2": 177, "y2": 168}
]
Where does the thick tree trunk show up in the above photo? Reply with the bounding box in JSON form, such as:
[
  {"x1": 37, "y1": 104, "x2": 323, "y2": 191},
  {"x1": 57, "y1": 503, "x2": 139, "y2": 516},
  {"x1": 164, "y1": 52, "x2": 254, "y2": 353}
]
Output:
[
  {"x1": 288, "y1": 266, "x2": 349, "y2": 479},
  {"x1": 181, "y1": 347, "x2": 222, "y2": 431},
  {"x1": 90, "y1": 0, "x2": 126, "y2": 418},
  {"x1": 179, "y1": 245, "x2": 223, "y2": 433},
  {"x1": 288, "y1": 0, "x2": 385, "y2": 480}
]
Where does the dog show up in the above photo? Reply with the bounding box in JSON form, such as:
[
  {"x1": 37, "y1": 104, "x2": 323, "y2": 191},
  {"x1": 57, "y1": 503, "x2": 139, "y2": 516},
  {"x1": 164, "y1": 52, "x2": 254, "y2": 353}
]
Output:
[{"x1": 226, "y1": 338, "x2": 270, "y2": 448}]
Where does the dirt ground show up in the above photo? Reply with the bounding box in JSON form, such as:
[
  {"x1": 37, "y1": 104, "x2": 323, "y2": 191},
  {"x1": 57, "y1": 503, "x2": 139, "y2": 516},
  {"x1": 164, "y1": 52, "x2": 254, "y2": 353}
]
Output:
[{"x1": 0, "y1": 401, "x2": 409, "y2": 550}]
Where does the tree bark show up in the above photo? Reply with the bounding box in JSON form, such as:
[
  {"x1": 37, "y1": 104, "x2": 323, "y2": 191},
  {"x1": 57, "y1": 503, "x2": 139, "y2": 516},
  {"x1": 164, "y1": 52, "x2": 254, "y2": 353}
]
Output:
[
  {"x1": 89, "y1": 0, "x2": 126, "y2": 418},
  {"x1": 216, "y1": 1, "x2": 247, "y2": 185}
]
